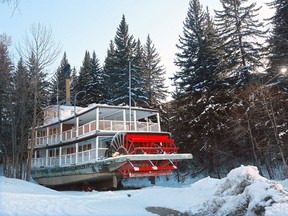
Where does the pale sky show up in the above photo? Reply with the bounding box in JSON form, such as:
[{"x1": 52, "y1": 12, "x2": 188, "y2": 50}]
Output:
[{"x1": 1, "y1": 0, "x2": 273, "y2": 96}]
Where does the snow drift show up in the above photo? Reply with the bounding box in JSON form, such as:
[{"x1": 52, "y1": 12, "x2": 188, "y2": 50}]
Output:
[
  {"x1": 196, "y1": 166, "x2": 288, "y2": 216},
  {"x1": 0, "y1": 165, "x2": 287, "y2": 216}
]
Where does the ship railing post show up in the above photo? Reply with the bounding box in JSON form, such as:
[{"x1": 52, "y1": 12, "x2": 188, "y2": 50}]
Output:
[
  {"x1": 95, "y1": 137, "x2": 99, "y2": 161},
  {"x1": 96, "y1": 108, "x2": 99, "y2": 130},
  {"x1": 45, "y1": 149, "x2": 48, "y2": 167},
  {"x1": 133, "y1": 110, "x2": 137, "y2": 131},
  {"x1": 76, "y1": 116, "x2": 79, "y2": 137},
  {"x1": 157, "y1": 113, "x2": 161, "y2": 132},
  {"x1": 123, "y1": 109, "x2": 126, "y2": 130},
  {"x1": 75, "y1": 143, "x2": 78, "y2": 165},
  {"x1": 46, "y1": 127, "x2": 49, "y2": 145},
  {"x1": 60, "y1": 123, "x2": 63, "y2": 142},
  {"x1": 59, "y1": 147, "x2": 62, "y2": 166}
]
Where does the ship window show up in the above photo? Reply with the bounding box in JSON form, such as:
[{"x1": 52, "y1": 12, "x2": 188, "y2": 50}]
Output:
[{"x1": 79, "y1": 144, "x2": 92, "y2": 152}]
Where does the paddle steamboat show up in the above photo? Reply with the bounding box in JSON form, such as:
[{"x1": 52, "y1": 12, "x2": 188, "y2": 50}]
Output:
[{"x1": 29, "y1": 103, "x2": 192, "y2": 190}]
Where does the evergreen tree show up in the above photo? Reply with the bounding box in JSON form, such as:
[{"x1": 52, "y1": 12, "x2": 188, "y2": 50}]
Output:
[
  {"x1": 143, "y1": 35, "x2": 167, "y2": 107},
  {"x1": 267, "y1": 0, "x2": 288, "y2": 81},
  {"x1": 49, "y1": 52, "x2": 69, "y2": 105},
  {"x1": 0, "y1": 34, "x2": 13, "y2": 173},
  {"x1": 215, "y1": 0, "x2": 266, "y2": 85},
  {"x1": 27, "y1": 52, "x2": 50, "y2": 112},
  {"x1": 103, "y1": 41, "x2": 118, "y2": 104},
  {"x1": 130, "y1": 39, "x2": 147, "y2": 107},
  {"x1": 171, "y1": 0, "x2": 229, "y2": 175},
  {"x1": 70, "y1": 66, "x2": 78, "y2": 104},
  {"x1": 172, "y1": 0, "x2": 210, "y2": 158},
  {"x1": 110, "y1": 15, "x2": 136, "y2": 105},
  {"x1": 87, "y1": 51, "x2": 105, "y2": 104},
  {"x1": 77, "y1": 51, "x2": 91, "y2": 106},
  {"x1": 174, "y1": 0, "x2": 214, "y2": 96},
  {"x1": 10, "y1": 58, "x2": 32, "y2": 178},
  {"x1": 202, "y1": 8, "x2": 225, "y2": 89}
]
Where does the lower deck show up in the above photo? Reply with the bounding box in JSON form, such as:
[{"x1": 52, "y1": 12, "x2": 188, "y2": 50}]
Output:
[{"x1": 32, "y1": 135, "x2": 113, "y2": 168}]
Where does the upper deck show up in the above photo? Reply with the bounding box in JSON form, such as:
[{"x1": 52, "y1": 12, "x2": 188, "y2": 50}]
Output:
[{"x1": 34, "y1": 104, "x2": 162, "y2": 148}]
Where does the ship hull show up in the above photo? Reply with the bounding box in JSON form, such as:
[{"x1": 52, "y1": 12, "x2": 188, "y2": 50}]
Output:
[
  {"x1": 31, "y1": 154, "x2": 192, "y2": 190},
  {"x1": 31, "y1": 160, "x2": 124, "y2": 190}
]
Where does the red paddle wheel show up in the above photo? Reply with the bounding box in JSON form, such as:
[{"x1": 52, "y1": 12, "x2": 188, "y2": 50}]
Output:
[{"x1": 111, "y1": 132, "x2": 179, "y2": 178}]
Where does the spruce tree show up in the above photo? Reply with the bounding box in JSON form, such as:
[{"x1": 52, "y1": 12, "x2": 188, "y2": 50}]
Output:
[
  {"x1": 87, "y1": 51, "x2": 105, "y2": 104},
  {"x1": 110, "y1": 15, "x2": 136, "y2": 105},
  {"x1": 77, "y1": 51, "x2": 91, "y2": 106},
  {"x1": 172, "y1": 0, "x2": 209, "y2": 158},
  {"x1": 267, "y1": 0, "x2": 288, "y2": 81},
  {"x1": 130, "y1": 39, "x2": 147, "y2": 107},
  {"x1": 0, "y1": 34, "x2": 13, "y2": 172},
  {"x1": 70, "y1": 66, "x2": 78, "y2": 104},
  {"x1": 103, "y1": 41, "x2": 118, "y2": 104},
  {"x1": 143, "y1": 35, "x2": 167, "y2": 107},
  {"x1": 215, "y1": 0, "x2": 266, "y2": 85},
  {"x1": 172, "y1": 0, "x2": 228, "y2": 174},
  {"x1": 10, "y1": 58, "x2": 32, "y2": 178},
  {"x1": 174, "y1": 0, "x2": 211, "y2": 96},
  {"x1": 49, "y1": 52, "x2": 69, "y2": 105},
  {"x1": 27, "y1": 52, "x2": 50, "y2": 112}
]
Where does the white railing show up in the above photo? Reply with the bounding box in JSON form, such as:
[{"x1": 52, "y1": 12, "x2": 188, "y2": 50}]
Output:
[
  {"x1": 32, "y1": 158, "x2": 46, "y2": 167},
  {"x1": 60, "y1": 153, "x2": 77, "y2": 166},
  {"x1": 32, "y1": 147, "x2": 110, "y2": 168},
  {"x1": 62, "y1": 129, "x2": 76, "y2": 141},
  {"x1": 35, "y1": 134, "x2": 60, "y2": 147},
  {"x1": 137, "y1": 122, "x2": 158, "y2": 132},
  {"x1": 99, "y1": 120, "x2": 125, "y2": 131},
  {"x1": 78, "y1": 120, "x2": 97, "y2": 136},
  {"x1": 35, "y1": 120, "x2": 159, "y2": 147}
]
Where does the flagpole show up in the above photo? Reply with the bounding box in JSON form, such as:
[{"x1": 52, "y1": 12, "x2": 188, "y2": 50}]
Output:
[{"x1": 129, "y1": 60, "x2": 132, "y2": 130}]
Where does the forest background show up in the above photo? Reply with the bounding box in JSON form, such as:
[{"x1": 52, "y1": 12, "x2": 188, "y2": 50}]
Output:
[{"x1": 0, "y1": 0, "x2": 288, "y2": 181}]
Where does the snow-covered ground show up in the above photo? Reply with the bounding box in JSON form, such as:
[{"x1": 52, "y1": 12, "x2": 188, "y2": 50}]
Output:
[{"x1": 1, "y1": 166, "x2": 288, "y2": 216}]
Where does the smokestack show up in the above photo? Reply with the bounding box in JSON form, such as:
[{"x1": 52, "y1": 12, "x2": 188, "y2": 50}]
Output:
[{"x1": 64, "y1": 64, "x2": 71, "y2": 105}]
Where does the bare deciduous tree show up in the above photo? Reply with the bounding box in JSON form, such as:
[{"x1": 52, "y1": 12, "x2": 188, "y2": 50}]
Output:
[
  {"x1": 17, "y1": 23, "x2": 61, "y2": 181},
  {"x1": 17, "y1": 23, "x2": 61, "y2": 71}
]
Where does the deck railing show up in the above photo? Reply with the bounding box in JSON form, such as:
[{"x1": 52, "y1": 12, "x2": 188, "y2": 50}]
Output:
[
  {"x1": 32, "y1": 147, "x2": 108, "y2": 168},
  {"x1": 34, "y1": 119, "x2": 158, "y2": 147}
]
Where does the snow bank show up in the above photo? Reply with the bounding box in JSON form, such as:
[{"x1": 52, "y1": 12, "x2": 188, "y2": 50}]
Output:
[
  {"x1": 0, "y1": 176, "x2": 57, "y2": 194},
  {"x1": 0, "y1": 165, "x2": 287, "y2": 216},
  {"x1": 197, "y1": 166, "x2": 288, "y2": 216}
]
